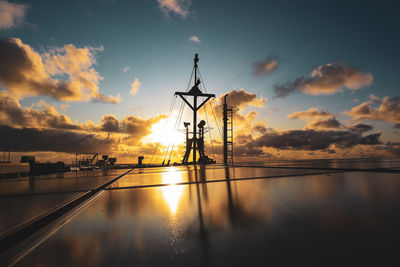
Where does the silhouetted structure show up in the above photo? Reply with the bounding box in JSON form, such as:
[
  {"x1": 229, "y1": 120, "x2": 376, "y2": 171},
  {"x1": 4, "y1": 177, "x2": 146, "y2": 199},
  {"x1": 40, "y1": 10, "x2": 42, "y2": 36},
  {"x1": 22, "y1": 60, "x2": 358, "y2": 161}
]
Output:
[
  {"x1": 223, "y1": 94, "x2": 238, "y2": 165},
  {"x1": 138, "y1": 156, "x2": 144, "y2": 166},
  {"x1": 175, "y1": 54, "x2": 215, "y2": 164}
]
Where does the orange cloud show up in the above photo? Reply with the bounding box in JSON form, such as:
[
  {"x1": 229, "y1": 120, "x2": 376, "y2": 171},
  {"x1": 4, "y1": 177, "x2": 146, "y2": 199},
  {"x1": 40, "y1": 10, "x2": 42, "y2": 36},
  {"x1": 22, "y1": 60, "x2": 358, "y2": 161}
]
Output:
[
  {"x1": 252, "y1": 54, "x2": 279, "y2": 76},
  {"x1": 0, "y1": 38, "x2": 120, "y2": 103},
  {"x1": 274, "y1": 62, "x2": 373, "y2": 98},
  {"x1": 157, "y1": 0, "x2": 190, "y2": 17},
  {"x1": 216, "y1": 88, "x2": 266, "y2": 109},
  {"x1": 130, "y1": 78, "x2": 140, "y2": 95},
  {"x1": 345, "y1": 96, "x2": 400, "y2": 126}
]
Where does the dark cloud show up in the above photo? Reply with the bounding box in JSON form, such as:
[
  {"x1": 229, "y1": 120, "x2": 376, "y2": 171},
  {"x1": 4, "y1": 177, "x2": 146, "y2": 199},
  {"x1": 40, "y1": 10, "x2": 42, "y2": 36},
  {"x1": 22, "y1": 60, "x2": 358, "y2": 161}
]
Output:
[
  {"x1": 252, "y1": 54, "x2": 279, "y2": 76},
  {"x1": 273, "y1": 62, "x2": 372, "y2": 98},
  {"x1": 254, "y1": 129, "x2": 381, "y2": 151},
  {"x1": 0, "y1": 125, "x2": 114, "y2": 153},
  {"x1": 307, "y1": 117, "x2": 342, "y2": 129},
  {"x1": 234, "y1": 134, "x2": 268, "y2": 157},
  {"x1": 347, "y1": 123, "x2": 373, "y2": 133},
  {"x1": 288, "y1": 108, "x2": 332, "y2": 120},
  {"x1": 100, "y1": 115, "x2": 119, "y2": 132},
  {"x1": 0, "y1": 93, "x2": 164, "y2": 145}
]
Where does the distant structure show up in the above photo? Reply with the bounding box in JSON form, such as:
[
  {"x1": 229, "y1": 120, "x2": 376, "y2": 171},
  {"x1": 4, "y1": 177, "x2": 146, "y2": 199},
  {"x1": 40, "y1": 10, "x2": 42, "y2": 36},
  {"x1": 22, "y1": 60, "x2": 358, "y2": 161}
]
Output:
[
  {"x1": 175, "y1": 54, "x2": 216, "y2": 164},
  {"x1": 138, "y1": 156, "x2": 144, "y2": 166},
  {"x1": 223, "y1": 94, "x2": 238, "y2": 165},
  {"x1": 74, "y1": 153, "x2": 117, "y2": 170}
]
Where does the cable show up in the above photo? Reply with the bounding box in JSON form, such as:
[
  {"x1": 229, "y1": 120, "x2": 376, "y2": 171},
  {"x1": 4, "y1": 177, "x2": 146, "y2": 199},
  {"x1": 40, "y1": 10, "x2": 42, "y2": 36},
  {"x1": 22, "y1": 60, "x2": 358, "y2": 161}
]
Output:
[
  {"x1": 150, "y1": 95, "x2": 177, "y2": 165},
  {"x1": 150, "y1": 65, "x2": 195, "y2": 165},
  {"x1": 203, "y1": 103, "x2": 215, "y2": 159},
  {"x1": 198, "y1": 69, "x2": 223, "y2": 139}
]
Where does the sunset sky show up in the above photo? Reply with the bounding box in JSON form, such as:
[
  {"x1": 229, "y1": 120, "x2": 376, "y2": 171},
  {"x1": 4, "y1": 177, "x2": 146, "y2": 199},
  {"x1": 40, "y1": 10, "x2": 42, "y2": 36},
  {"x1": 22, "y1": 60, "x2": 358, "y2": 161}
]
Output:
[{"x1": 0, "y1": 0, "x2": 399, "y2": 163}]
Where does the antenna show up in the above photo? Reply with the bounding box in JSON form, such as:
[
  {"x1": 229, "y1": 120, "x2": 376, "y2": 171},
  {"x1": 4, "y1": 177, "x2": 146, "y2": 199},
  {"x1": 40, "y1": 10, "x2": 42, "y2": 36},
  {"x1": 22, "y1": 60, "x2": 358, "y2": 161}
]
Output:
[{"x1": 175, "y1": 54, "x2": 215, "y2": 164}]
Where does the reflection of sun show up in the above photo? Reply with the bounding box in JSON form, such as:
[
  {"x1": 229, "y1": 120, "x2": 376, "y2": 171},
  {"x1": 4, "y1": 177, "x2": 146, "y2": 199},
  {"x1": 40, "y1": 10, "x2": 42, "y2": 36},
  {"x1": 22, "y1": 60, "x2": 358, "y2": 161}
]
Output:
[
  {"x1": 146, "y1": 114, "x2": 185, "y2": 146},
  {"x1": 162, "y1": 167, "x2": 184, "y2": 215}
]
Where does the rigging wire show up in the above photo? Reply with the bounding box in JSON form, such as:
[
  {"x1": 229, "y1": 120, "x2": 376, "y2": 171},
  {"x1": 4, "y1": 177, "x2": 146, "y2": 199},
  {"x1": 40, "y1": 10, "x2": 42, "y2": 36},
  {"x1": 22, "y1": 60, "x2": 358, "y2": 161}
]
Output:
[
  {"x1": 162, "y1": 100, "x2": 184, "y2": 164},
  {"x1": 149, "y1": 94, "x2": 177, "y2": 165},
  {"x1": 167, "y1": 103, "x2": 186, "y2": 164},
  {"x1": 161, "y1": 65, "x2": 195, "y2": 165},
  {"x1": 203, "y1": 103, "x2": 216, "y2": 159},
  {"x1": 198, "y1": 69, "x2": 223, "y2": 139}
]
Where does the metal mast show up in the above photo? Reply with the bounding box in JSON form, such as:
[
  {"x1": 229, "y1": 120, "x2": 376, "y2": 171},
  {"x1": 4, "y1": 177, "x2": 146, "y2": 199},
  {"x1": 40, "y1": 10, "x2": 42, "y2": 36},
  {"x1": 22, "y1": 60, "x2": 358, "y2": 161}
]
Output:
[
  {"x1": 175, "y1": 54, "x2": 215, "y2": 164},
  {"x1": 223, "y1": 94, "x2": 238, "y2": 165}
]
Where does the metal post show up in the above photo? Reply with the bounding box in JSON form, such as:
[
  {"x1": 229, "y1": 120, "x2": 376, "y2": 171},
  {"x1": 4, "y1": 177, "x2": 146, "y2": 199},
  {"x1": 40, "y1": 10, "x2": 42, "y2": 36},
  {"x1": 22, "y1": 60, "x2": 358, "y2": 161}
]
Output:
[
  {"x1": 223, "y1": 94, "x2": 228, "y2": 165},
  {"x1": 193, "y1": 96, "x2": 197, "y2": 164}
]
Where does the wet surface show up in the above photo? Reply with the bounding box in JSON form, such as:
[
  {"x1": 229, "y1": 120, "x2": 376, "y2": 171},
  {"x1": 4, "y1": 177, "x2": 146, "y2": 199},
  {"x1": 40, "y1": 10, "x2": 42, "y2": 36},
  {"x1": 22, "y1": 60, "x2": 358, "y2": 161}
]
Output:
[
  {"x1": 0, "y1": 169, "x2": 128, "y2": 236},
  {"x1": 11, "y1": 164, "x2": 400, "y2": 266},
  {"x1": 0, "y1": 192, "x2": 83, "y2": 236},
  {"x1": 236, "y1": 158, "x2": 400, "y2": 170},
  {"x1": 108, "y1": 165, "x2": 333, "y2": 188}
]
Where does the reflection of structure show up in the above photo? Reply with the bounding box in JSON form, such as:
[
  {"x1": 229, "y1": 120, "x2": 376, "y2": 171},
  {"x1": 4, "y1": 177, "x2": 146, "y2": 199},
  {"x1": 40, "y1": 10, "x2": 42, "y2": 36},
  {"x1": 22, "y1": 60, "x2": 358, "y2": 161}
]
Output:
[
  {"x1": 223, "y1": 95, "x2": 238, "y2": 165},
  {"x1": 175, "y1": 54, "x2": 216, "y2": 165},
  {"x1": 1, "y1": 151, "x2": 11, "y2": 163}
]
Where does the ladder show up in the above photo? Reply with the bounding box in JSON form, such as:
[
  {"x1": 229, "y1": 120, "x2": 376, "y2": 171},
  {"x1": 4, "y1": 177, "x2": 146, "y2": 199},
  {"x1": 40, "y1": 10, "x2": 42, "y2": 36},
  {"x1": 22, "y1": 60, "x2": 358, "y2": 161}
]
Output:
[{"x1": 223, "y1": 95, "x2": 238, "y2": 165}]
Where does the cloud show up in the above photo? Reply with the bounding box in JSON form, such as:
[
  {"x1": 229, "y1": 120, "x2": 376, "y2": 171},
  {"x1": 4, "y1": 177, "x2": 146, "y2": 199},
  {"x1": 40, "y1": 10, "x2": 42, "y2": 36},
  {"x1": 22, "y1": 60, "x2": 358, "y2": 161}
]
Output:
[
  {"x1": 0, "y1": 38, "x2": 120, "y2": 103},
  {"x1": 306, "y1": 117, "x2": 343, "y2": 130},
  {"x1": 130, "y1": 78, "x2": 140, "y2": 95},
  {"x1": 254, "y1": 129, "x2": 381, "y2": 151},
  {"x1": 0, "y1": 125, "x2": 115, "y2": 153},
  {"x1": 216, "y1": 88, "x2": 266, "y2": 109},
  {"x1": 345, "y1": 96, "x2": 400, "y2": 125},
  {"x1": 205, "y1": 89, "x2": 267, "y2": 135},
  {"x1": 252, "y1": 54, "x2": 279, "y2": 76},
  {"x1": 0, "y1": 92, "x2": 81, "y2": 130},
  {"x1": 287, "y1": 107, "x2": 332, "y2": 120},
  {"x1": 94, "y1": 114, "x2": 165, "y2": 142},
  {"x1": 0, "y1": 0, "x2": 28, "y2": 30},
  {"x1": 347, "y1": 123, "x2": 373, "y2": 133},
  {"x1": 273, "y1": 62, "x2": 373, "y2": 98},
  {"x1": 122, "y1": 66, "x2": 130, "y2": 73},
  {"x1": 0, "y1": 92, "x2": 164, "y2": 146},
  {"x1": 188, "y1": 35, "x2": 200, "y2": 43},
  {"x1": 157, "y1": 0, "x2": 190, "y2": 17}
]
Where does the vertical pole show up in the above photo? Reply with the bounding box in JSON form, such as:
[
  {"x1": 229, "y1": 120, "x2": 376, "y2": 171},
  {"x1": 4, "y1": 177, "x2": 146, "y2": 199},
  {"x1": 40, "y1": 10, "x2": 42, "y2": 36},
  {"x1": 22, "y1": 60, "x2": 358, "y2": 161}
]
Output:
[
  {"x1": 193, "y1": 96, "x2": 197, "y2": 164},
  {"x1": 192, "y1": 53, "x2": 199, "y2": 164},
  {"x1": 223, "y1": 94, "x2": 228, "y2": 165}
]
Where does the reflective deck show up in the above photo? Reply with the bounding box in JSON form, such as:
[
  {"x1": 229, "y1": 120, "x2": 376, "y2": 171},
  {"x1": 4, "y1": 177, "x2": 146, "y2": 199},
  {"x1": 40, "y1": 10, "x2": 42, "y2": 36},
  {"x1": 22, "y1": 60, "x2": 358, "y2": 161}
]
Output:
[
  {"x1": 0, "y1": 169, "x2": 127, "y2": 235},
  {"x1": 8, "y1": 162, "x2": 400, "y2": 267}
]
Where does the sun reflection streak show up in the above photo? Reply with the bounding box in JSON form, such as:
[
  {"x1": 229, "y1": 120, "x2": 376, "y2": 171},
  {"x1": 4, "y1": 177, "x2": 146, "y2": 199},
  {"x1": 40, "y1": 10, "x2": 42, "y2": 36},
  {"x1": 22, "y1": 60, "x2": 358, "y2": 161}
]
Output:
[{"x1": 161, "y1": 167, "x2": 184, "y2": 215}]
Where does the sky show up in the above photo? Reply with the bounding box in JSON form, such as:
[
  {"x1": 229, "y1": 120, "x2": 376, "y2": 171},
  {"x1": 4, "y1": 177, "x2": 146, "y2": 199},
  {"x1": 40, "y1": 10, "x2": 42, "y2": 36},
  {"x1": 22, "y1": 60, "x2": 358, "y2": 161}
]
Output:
[{"x1": 0, "y1": 0, "x2": 399, "y2": 163}]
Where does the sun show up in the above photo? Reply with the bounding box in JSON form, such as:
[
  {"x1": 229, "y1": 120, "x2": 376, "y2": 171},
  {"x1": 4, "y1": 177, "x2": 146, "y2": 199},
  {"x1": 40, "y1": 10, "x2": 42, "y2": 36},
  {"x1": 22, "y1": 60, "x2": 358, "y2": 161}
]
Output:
[{"x1": 145, "y1": 114, "x2": 185, "y2": 147}]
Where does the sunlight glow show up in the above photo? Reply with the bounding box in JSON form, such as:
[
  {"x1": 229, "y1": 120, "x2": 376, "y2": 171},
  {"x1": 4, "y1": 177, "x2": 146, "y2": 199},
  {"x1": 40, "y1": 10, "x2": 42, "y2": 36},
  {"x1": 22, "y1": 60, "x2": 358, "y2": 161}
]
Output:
[
  {"x1": 146, "y1": 113, "x2": 185, "y2": 147},
  {"x1": 161, "y1": 167, "x2": 184, "y2": 215}
]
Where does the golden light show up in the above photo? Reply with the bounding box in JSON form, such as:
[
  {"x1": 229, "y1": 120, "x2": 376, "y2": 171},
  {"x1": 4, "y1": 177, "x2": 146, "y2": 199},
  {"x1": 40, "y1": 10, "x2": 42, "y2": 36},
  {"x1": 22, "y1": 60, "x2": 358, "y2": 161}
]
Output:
[
  {"x1": 145, "y1": 113, "x2": 185, "y2": 147},
  {"x1": 161, "y1": 167, "x2": 184, "y2": 215}
]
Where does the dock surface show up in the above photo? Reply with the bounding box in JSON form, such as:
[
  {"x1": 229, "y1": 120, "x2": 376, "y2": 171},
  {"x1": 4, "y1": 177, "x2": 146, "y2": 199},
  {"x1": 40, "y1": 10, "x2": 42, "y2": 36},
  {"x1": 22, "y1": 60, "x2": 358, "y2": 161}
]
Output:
[{"x1": 1, "y1": 159, "x2": 400, "y2": 266}]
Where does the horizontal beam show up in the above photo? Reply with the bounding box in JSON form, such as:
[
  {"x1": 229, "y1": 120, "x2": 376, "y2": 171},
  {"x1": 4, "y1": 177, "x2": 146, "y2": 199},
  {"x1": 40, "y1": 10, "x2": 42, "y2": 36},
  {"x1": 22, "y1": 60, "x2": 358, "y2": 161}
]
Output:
[{"x1": 175, "y1": 91, "x2": 215, "y2": 98}]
